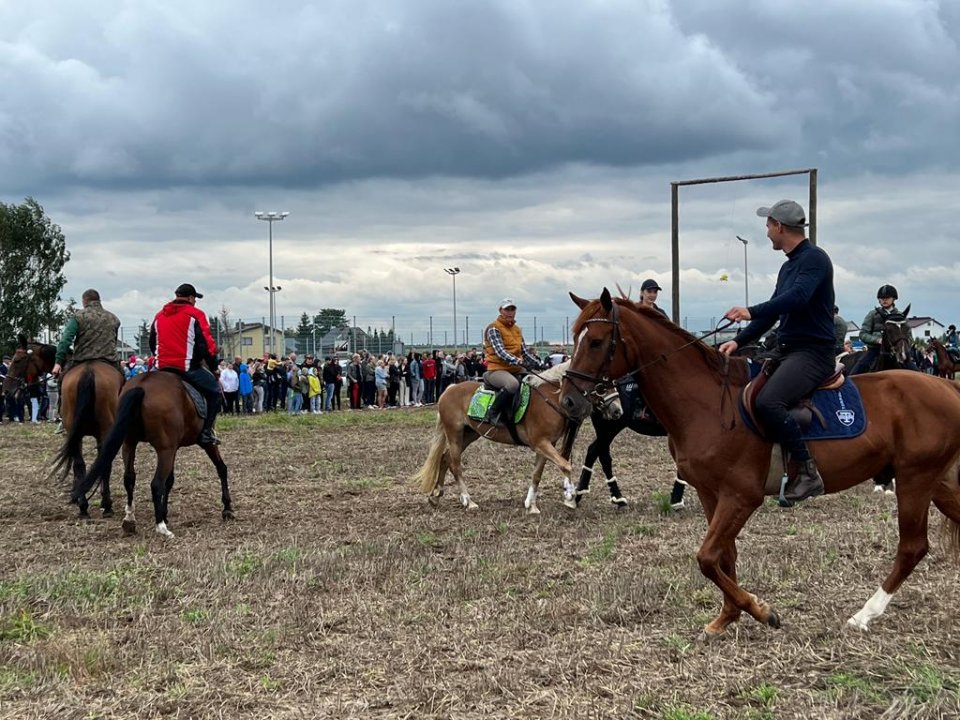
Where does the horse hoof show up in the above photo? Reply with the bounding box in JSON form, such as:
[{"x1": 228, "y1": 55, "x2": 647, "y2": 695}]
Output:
[
  {"x1": 527, "y1": 505, "x2": 541, "y2": 515},
  {"x1": 466, "y1": 502, "x2": 479, "y2": 511},
  {"x1": 610, "y1": 497, "x2": 628, "y2": 508},
  {"x1": 699, "y1": 626, "x2": 725, "y2": 643},
  {"x1": 102, "y1": 509, "x2": 114, "y2": 518},
  {"x1": 121, "y1": 520, "x2": 137, "y2": 535},
  {"x1": 563, "y1": 497, "x2": 577, "y2": 510},
  {"x1": 427, "y1": 495, "x2": 440, "y2": 507},
  {"x1": 222, "y1": 510, "x2": 235, "y2": 521},
  {"x1": 766, "y1": 609, "x2": 782, "y2": 629}
]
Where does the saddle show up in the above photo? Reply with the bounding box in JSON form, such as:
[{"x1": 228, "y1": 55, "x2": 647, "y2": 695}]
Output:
[
  {"x1": 741, "y1": 359, "x2": 844, "y2": 441},
  {"x1": 158, "y1": 368, "x2": 207, "y2": 419}
]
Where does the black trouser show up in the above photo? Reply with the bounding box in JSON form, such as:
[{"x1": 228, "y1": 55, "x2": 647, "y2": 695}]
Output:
[
  {"x1": 755, "y1": 345, "x2": 836, "y2": 462},
  {"x1": 183, "y1": 367, "x2": 221, "y2": 432}
]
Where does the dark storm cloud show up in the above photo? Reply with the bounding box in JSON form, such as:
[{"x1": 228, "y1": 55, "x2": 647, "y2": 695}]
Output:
[{"x1": 1, "y1": 0, "x2": 784, "y2": 194}]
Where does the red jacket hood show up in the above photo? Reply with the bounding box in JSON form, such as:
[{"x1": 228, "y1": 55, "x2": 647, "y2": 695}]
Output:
[{"x1": 161, "y1": 299, "x2": 194, "y2": 316}]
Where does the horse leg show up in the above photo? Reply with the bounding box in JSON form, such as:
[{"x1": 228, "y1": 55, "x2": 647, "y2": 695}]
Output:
[
  {"x1": 575, "y1": 438, "x2": 600, "y2": 506},
  {"x1": 121, "y1": 442, "x2": 138, "y2": 535},
  {"x1": 73, "y1": 451, "x2": 90, "y2": 518},
  {"x1": 446, "y1": 426, "x2": 478, "y2": 510},
  {"x1": 848, "y1": 487, "x2": 932, "y2": 630},
  {"x1": 596, "y1": 435, "x2": 627, "y2": 507},
  {"x1": 97, "y1": 440, "x2": 114, "y2": 517},
  {"x1": 202, "y1": 444, "x2": 234, "y2": 520},
  {"x1": 531, "y1": 438, "x2": 576, "y2": 509},
  {"x1": 695, "y1": 492, "x2": 776, "y2": 634},
  {"x1": 669, "y1": 477, "x2": 688, "y2": 510},
  {"x1": 151, "y1": 450, "x2": 176, "y2": 539},
  {"x1": 525, "y1": 455, "x2": 547, "y2": 515}
]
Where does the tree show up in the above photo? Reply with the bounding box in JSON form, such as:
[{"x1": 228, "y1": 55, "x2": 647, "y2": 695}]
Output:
[
  {"x1": 296, "y1": 312, "x2": 313, "y2": 336},
  {"x1": 0, "y1": 198, "x2": 70, "y2": 350},
  {"x1": 135, "y1": 320, "x2": 151, "y2": 356},
  {"x1": 313, "y1": 308, "x2": 347, "y2": 338}
]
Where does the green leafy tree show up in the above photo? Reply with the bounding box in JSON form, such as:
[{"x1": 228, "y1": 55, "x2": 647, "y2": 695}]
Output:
[
  {"x1": 312, "y1": 308, "x2": 347, "y2": 337},
  {"x1": 0, "y1": 198, "x2": 70, "y2": 350}
]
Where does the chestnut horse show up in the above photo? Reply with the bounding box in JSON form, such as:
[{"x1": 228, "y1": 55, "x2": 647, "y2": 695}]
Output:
[
  {"x1": 71, "y1": 365, "x2": 233, "y2": 538},
  {"x1": 2, "y1": 336, "x2": 55, "y2": 415},
  {"x1": 560, "y1": 290, "x2": 960, "y2": 635},
  {"x1": 413, "y1": 362, "x2": 607, "y2": 514},
  {"x1": 926, "y1": 338, "x2": 957, "y2": 380}
]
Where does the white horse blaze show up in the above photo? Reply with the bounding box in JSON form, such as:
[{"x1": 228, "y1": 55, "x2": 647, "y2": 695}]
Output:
[{"x1": 847, "y1": 587, "x2": 893, "y2": 630}]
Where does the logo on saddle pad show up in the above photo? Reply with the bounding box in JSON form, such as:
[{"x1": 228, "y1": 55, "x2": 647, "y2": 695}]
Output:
[{"x1": 835, "y1": 392, "x2": 855, "y2": 427}]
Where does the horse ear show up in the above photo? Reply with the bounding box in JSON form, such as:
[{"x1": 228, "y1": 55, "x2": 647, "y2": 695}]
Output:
[
  {"x1": 902, "y1": 303, "x2": 911, "y2": 317},
  {"x1": 600, "y1": 287, "x2": 613, "y2": 312},
  {"x1": 569, "y1": 292, "x2": 589, "y2": 309}
]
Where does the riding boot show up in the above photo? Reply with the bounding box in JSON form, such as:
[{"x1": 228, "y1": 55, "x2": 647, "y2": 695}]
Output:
[
  {"x1": 783, "y1": 457, "x2": 824, "y2": 504},
  {"x1": 199, "y1": 391, "x2": 221, "y2": 446},
  {"x1": 488, "y1": 390, "x2": 524, "y2": 446}
]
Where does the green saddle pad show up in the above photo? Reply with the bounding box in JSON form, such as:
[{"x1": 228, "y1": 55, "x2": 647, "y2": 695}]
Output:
[{"x1": 466, "y1": 384, "x2": 531, "y2": 423}]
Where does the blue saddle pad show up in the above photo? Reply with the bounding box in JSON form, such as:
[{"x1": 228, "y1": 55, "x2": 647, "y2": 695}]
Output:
[{"x1": 740, "y1": 377, "x2": 867, "y2": 441}]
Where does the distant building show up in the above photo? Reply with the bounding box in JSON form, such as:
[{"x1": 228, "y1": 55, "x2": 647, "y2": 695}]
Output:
[
  {"x1": 906, "y1": 316, "x2": 945, "y2": 340},
  {"x1": 216, "y1": 322, "x2": 284, "y2": 359}
]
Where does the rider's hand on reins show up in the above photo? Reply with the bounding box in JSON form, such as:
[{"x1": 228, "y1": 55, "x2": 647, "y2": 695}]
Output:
[{"x1": 724, "y1": 306, "x2": 752, "y2": 322}]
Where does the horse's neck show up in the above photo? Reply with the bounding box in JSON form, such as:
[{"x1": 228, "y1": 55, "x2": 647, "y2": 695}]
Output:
[{"x1": 621, "y1": 310, "x2": 732, "y2": 438}]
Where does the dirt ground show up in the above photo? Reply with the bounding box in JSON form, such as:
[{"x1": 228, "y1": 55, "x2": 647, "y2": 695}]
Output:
[{"x1": 1, "y1": 410, "x2": 958, "y2": 720}]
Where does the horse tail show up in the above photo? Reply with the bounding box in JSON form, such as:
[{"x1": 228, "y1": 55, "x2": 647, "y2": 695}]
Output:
[
  {"x1": 71, "y1": 387, "x2": 144, "y2": 503},
  {"x1": 413, "y1": 416, "x2": 447, "y2": 494},
  {"x1": 944, "y1": 517, "x2": 960, "y2": 564},
  {"x1": 51, "y1": 366, "x2": 96, "y2": 483}
]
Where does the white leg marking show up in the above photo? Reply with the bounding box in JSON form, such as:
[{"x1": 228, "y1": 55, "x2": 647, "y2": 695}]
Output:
[
  {"x1": 581, "y1": 465, "x2": 593, "y2": 474},
  {"x1": 847, "y1": 587, "x2": 893, "y2": 630},
  {"x1": 605, "y1": 475, "x2": 618, "y2": 485},
  {"x1": 460, "y1": 493, "x2": 478, "y2": 511},
  {"x1": 124, "y1": 503, "x2": 136, "y2": 523},
  {"x1": 155, "y1": 522, "x2": 175, "y2": 539},
  {"x1": 562, "y1": 477, "x2": 577, "y2": 509},
  {"x1": 524, "y1": 485, "x2": 536, "y2": 509}
]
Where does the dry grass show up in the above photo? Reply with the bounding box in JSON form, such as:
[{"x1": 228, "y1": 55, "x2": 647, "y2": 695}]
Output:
[{"x1": 1, "y1": 410, "x2": 959, "y2": 719}]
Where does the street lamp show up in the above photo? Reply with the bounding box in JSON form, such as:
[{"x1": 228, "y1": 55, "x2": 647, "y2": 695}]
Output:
[
  {"x1": 255, "y1": 211, "x2": 289, "y2": 355},
  {"x1": 444, "y1": 267, "x2": 460, "y2": 353},
  {"x1": 736, "y1": 235, "x2": 749, "y2": 307}
]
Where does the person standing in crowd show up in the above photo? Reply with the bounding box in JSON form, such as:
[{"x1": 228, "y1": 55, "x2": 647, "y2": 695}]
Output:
[
  {"x1": 219, "y1": 360, "x2": 239, "y2": 415},
  {"x1": 409, "y1": 352, "x2": 423, "y2": 406},
  {"x1": 251, "y1": 359, "x2": 265, "y2": 413},
  {"x1": 322, "y1": 357, "x2": 340, "y2": 412},
  {"x1": 238, "y1": 358, "x2": 253, "y2": 414},
  {"x1": 150, "y1": 283, "x2": 221, "y2": 445},
  {"x1": 362, "y1": 354, "x2": 377, "y2": 407},
  {"x1": 422, "y1": 352, "x2": 437, "y2": 404},
  {"x1": 347, "y1": 353, "x2": 362, "y2": 409},
  {"x1": 719, "y1": 200, "x2": 835, "y2": 504},
  {"x1": 286, "y1": 354, "x2": 302, "y2": 415}
]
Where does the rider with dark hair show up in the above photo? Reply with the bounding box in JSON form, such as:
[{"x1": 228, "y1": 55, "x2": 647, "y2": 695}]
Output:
[
  {"x1": 483, "y1": 297, "x2": 542, "y2": 442},
  {"x1": 719, "y1": 199, "x2": 835, "y2": 504},
  {"x1": 850, "y1": 285, "x2": 916, "y2": 375},
  {"x1": 149, "y1": 283, "x2": 221, "y2": 445}
]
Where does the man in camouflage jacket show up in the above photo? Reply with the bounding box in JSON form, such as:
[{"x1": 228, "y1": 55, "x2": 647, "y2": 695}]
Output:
[{"x1": 52, "y1": 288, "x2": 121, "y2": 377}]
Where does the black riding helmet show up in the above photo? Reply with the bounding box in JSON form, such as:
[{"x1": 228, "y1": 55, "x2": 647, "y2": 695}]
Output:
[{"x1": 876, "y1": 284, "x2": 898, "y2": 300}]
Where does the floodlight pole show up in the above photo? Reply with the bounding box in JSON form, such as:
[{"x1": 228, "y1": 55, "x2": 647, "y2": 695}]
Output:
[
  {"x1": 736, "y1": 235, "x2": 749, "y2": 307},
  {"x1": 254, "y1": 210, "x2": 289, "y2": 355}
]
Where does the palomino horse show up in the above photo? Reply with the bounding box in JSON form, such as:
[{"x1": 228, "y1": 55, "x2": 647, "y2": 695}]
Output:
[
  {"x1": 52, "y1": 361, "x2": 125, "y2": 517},
  {"x1": 71, "y1": 365, "x2": 233, "y2": 538},
  {"x1": 560, "y1": 290, "x2": 960, "y2": 634},
  {"x1": 926, "y1": 338, "x2": 958, "y2": 380},
  {"x1": 414, "y1": 362, "x2": 607, "y2": 514}
]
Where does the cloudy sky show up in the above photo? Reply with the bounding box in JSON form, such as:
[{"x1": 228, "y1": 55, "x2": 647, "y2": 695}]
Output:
[{"x1": 2, "y1": 0, "x2": 958, "y2": 345}]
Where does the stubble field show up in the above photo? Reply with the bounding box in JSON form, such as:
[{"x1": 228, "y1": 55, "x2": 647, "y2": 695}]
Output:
[{"x1": 0, "y1": 409, "x2": 958, "y2": 719}]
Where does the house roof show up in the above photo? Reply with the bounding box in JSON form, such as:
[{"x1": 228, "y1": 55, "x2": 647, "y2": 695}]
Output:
[{"x1": 906, "y1": 316, "x2": 944, "y2": 329}]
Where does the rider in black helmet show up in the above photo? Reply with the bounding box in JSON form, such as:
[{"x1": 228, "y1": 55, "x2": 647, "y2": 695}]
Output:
[{"x1": 850, "y1": 285, "x2": 916, "y2": 375}]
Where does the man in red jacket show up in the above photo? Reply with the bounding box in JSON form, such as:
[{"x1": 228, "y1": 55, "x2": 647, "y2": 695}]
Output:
[{"x1": 149, "y1": 283, "x2": 221, "y2": 445}]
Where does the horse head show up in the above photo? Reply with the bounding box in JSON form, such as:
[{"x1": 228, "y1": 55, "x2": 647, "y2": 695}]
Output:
[
  {"x1": 561, "y1": 288, "x2": 625, "y2": 420},
  {"x1": 882, "y1": 304, "x2": 912, "y2": 367}
]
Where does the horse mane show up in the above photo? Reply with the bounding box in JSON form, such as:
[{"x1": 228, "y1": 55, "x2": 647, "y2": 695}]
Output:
[
  {"x1": 570, "y1": 297, "x2": 749, "y2": 385},
  {"x1": 527, "y1": 360, "x2": 568, "y2": 387}
]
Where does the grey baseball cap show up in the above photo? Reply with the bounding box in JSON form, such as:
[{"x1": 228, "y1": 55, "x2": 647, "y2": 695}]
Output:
[{"x1": 756, "y1": 200, "x2": 807, "y2": 227}]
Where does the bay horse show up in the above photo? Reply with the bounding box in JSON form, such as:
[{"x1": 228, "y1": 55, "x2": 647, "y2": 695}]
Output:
[
  {"x1": 2, "y1": 335, "x2": 55, "y2": 420},
  {"x1": 52, "y1": 361, "x2": 125, "y2": 517},
  {"x1": 414, "y1": 362, "x2": 609, "y2": 514},
  {"x1": 926, "y1": 338, "x2": 957, "y2": 380},
  {"x1": 71, "y1": 363, "x2": 233, "y2": 538},
  {"x1": 560, "y1": 289, "x2": 960, "y2": 635}
]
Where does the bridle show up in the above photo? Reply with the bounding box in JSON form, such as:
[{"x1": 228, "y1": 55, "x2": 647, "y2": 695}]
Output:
[
  {"x1": 563, "y1": 300, "x2": 736, "y2": 417},
  {"x1": 2, "y1": 347, "x2": 44, "y2": 396}
]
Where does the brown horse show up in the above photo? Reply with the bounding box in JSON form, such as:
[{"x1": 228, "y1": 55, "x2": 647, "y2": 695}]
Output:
[
  {"x1": 71, "y1": 366, "x2": 233, "y2": 538},
  {"x1": 52, "y1": 361, "x2": 125, "y2": 517},
  {"x1": 413, "y1": 362, "x2": 601, "y2": 514},
  {"x1": 560, "y1": 290, "x2": 960, "y2": 635},
  {"x1": 926, "y1": 338, "x2": 957, "y2": 380},
  {"x1": 2, "y1": 335, "x2": 55, "y2": 414}
]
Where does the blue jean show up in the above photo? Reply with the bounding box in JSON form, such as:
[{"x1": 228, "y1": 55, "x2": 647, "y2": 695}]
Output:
[
  {"x1": 324, "y1": 382, "x2": 335, "y2": 411},
  {"x1": 288, "y1": 390, "x2": 303, "y2": 415}
]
